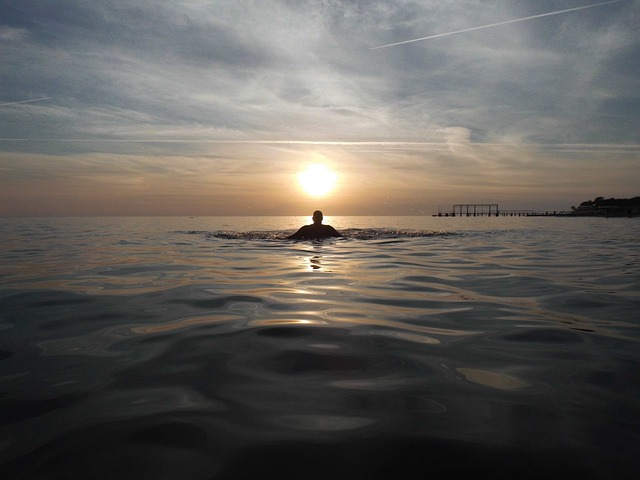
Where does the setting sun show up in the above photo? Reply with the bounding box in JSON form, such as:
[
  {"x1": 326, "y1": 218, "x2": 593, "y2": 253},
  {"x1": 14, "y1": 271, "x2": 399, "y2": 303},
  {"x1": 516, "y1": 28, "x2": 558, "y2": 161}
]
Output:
[{"x1": 298, "y1": 164, "x2": 337, "y2": 197}]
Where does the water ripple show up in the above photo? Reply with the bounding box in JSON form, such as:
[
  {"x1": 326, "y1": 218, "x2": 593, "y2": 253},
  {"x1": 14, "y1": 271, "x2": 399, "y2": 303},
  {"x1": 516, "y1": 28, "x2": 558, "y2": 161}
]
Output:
[{"x1": 1, "y1": 217, "x2": 639, "y2": 479}]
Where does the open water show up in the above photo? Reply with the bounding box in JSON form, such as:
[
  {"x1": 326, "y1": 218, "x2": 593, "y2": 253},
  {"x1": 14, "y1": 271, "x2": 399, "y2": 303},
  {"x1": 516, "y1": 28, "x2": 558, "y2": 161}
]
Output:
[{"x1": 1, "y1": 216, "x2": 639, "y2": 479}]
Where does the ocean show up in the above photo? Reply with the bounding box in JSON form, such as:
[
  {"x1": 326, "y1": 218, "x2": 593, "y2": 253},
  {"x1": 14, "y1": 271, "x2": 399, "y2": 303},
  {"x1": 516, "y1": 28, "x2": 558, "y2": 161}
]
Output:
[{"x1": 1, "y1": 216, "x2": 639, "y2": 479}]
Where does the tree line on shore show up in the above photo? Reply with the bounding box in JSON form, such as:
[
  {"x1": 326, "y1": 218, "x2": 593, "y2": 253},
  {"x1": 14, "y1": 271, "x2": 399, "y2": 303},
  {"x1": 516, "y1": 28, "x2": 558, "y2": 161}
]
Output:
[{"x1": 571, "y1": 196, "x2": 640, "y2": 216}]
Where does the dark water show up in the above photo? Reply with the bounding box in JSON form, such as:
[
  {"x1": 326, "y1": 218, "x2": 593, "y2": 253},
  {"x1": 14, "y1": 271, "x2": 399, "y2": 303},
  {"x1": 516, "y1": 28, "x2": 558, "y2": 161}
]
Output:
[{"x1": 1, "y1": 216, "x2": 639, "y2": 479}]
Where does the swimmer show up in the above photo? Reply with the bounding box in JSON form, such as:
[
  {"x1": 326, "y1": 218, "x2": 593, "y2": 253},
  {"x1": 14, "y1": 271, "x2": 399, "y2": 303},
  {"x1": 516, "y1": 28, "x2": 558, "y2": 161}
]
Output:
[{"x1": 287, "y1": 210, "x2": 342, "y2": 240}]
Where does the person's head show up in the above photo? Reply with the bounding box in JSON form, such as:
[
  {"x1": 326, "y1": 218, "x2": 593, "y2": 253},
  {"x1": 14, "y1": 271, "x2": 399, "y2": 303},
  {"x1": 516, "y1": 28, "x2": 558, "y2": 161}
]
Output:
[{"x1": 312, "y1": 210, "x2": 323, "y2": 224}]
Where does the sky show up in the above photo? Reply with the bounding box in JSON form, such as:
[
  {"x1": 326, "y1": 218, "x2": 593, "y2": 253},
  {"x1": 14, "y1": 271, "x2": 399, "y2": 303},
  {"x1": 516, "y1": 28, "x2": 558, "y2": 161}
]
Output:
[{"x1": 1, "y1": 0, "x2": 639, "y2": 216}]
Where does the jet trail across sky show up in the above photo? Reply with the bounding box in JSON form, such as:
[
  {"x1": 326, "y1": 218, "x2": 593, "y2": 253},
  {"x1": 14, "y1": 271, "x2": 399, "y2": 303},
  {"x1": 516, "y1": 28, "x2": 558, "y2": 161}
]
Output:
[
  {"x1": 0, "y1": 97, "x2": 53, "y2": 107},
  {"x1": 371, "y1": 0, "x2": 624, "y2": 49}
]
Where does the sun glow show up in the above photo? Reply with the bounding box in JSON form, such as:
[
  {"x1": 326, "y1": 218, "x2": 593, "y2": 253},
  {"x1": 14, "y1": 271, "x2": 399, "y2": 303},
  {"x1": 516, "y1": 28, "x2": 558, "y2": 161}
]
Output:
[{"x1": 298, "y1": 163, "x2": 337, "y2": 197}]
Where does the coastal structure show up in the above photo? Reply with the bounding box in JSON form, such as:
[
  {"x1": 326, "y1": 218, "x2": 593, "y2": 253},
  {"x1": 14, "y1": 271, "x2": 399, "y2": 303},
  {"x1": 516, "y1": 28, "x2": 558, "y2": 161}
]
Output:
[
  {"x1": 435, "y1": 204, "x2": 568, "y2": 217},
  {"x1": 435, "y1": 197, "x2": 639, "y2": 217}
]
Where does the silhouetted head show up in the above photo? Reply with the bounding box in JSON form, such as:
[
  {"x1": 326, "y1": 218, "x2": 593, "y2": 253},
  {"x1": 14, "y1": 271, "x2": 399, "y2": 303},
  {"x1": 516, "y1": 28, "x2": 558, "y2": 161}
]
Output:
[{"x1": 312, "y1": 210, "x2": 323, "y2": 224}]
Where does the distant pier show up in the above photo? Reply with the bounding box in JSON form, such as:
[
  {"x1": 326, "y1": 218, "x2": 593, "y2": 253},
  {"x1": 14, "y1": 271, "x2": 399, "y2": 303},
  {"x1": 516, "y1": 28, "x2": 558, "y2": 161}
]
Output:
[{"x1": 435, "y1": 204, "x2": 570, "y2": 217}]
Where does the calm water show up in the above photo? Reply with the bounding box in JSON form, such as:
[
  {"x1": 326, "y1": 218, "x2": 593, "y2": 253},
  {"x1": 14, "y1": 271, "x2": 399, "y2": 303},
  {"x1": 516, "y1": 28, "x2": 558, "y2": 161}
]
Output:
[{"x1": 1, "y1": 216, "x2": 639, "y2": 479}]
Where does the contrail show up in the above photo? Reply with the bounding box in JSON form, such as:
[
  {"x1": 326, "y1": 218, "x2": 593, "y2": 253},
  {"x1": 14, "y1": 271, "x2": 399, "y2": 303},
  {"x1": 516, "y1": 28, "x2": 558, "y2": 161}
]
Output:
[
  {"x1": 0, "y1": 97, "x2": 53, "y2": 107},
  {"x1": 371, "y1": 0, "x2": 624, "y2": 49}
]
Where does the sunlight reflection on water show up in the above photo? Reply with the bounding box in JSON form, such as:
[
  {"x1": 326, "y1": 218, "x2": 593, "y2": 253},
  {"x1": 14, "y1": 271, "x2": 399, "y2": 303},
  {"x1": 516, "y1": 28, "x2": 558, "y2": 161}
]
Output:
[{"x1": 1, "y1": 216, "x2": 639, "y2": 479}]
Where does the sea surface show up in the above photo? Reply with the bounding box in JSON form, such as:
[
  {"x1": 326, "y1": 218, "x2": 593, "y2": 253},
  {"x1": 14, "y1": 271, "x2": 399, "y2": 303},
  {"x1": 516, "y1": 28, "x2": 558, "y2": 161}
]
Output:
[{"x1": 1, "y1": 216, "x2": 639, "y2": 479}]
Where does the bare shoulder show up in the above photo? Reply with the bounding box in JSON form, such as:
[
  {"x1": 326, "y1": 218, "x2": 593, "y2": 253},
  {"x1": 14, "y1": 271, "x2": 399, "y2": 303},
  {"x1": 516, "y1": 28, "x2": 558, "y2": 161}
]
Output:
[
  {"x1": 326, "y1": 225, "x2": 342, "y2": 237},
  {"x1": 287, "y1": 225, "x2": 311, "y2": 239}
]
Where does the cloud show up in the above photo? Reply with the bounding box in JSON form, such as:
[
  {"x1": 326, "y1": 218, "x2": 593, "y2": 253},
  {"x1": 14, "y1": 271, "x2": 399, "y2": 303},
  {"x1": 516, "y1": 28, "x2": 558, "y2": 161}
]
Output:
[
  {"x1": 0, "y1": 26, "x2": 29, "y2": 41},
  {"x1": 3, "y1": 0, "x2": 636, "y2": 144}
]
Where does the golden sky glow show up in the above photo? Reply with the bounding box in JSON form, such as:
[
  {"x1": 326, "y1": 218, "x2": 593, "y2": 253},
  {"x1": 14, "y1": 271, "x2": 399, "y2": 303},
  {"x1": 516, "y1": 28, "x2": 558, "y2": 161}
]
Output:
[{"x1": 298, "y1": 164, "x2": 338, "y2": 197}]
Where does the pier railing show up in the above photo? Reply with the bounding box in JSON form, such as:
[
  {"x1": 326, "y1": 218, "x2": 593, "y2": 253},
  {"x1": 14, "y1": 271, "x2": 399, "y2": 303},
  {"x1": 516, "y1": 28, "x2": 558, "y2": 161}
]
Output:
[
  {"x1": 435, "y1": 204, "x2": 571, "y2": 217},
  {"x1": 452, "y1": 204, "x2": 499, "y2": 216}
]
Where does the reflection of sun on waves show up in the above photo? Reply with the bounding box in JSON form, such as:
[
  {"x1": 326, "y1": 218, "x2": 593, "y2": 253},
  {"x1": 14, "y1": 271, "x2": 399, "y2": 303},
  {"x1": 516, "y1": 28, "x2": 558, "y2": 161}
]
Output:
[
  {"x1": 329, "y1": 309, "x2": 478, "y2": 346},
  {"x1": 310, "y1": 255, "x2": 322, "y2": 270},
  {"x1": 302, "y1": 253, "x2": 329, "y2": 272}
]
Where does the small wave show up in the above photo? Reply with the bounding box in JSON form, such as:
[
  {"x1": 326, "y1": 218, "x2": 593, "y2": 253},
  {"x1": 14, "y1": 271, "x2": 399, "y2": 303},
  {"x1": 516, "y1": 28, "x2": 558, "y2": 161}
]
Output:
[
  {"x1": 341, "y1": 228, "x2": 455, "y2": 240},
  {"x1": 181, "y1": 229, "x2": 456, "y2": 241},
  {"x1": 206, "y1": 231, "x2": 288, "y2": 240},
  {"x1": 177, "y1": 230, "x2": 210, "y2": 236}
]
